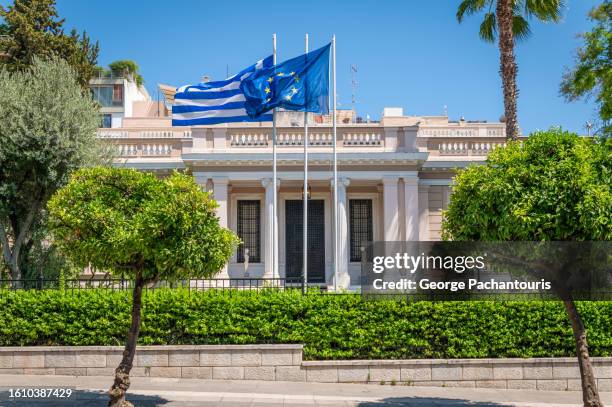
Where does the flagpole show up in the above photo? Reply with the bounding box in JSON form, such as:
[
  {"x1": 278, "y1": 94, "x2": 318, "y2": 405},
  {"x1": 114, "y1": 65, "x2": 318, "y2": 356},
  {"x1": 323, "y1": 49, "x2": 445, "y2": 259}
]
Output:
[
  {"x1": 332, "y1": 35, "x2": 338, "y2": 292},
  {"x1": 272, "y1": 33, "x2": 278, "y2": 283},
  {"x1": 303, "y1": 33, "x2": 309, "y2": 294}
]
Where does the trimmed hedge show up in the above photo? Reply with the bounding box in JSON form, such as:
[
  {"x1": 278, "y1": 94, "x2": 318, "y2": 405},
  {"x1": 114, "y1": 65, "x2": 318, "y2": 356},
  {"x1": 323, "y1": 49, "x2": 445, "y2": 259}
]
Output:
[{"x1": 0, "y1": 289, "x2": 611, "y2": 360}]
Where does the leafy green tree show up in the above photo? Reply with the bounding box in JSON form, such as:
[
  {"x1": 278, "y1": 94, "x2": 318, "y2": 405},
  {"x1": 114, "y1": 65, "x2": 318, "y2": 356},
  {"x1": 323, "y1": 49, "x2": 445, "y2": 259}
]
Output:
[
  {"x1": 0, "y1": 0, "x2": 99, "y2": 87},
  {"x1": 442, "y1": 128, "x2": 611, "y2": 406},
  {"x1": 456, "y1": 0, "x2": 564, "y2": 141},
  {"x1": 108, "y1": 60, "x2": 144, "y2": 86},
  {"x1": 48, "y1": 167, "x2": 239, "y2": 407},
  {"x1": 0, "y1": 57, "x2": 107, "y2": 284},
  {"x1": 561, "y1": 1, "x2": 611, "y2": 137}
]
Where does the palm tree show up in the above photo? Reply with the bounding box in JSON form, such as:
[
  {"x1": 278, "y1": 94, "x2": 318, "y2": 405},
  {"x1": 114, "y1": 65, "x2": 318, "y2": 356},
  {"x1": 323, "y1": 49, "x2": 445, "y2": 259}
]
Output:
[{"x1": 457, "y1": 0, "x2": 564, "y2": 141}]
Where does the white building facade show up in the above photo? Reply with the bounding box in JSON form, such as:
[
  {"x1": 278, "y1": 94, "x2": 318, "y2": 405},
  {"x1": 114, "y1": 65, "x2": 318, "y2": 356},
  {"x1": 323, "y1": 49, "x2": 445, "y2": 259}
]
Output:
[{"x1": 94, "y1": 84, "x2": 507, "y2": 288}]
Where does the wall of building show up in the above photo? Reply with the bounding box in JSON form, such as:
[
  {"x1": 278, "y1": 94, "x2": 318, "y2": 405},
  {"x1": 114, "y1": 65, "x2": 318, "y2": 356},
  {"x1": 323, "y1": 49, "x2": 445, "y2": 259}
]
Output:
[{"x1": 427, "y1": 185, "x2": 451, "y2": 240}]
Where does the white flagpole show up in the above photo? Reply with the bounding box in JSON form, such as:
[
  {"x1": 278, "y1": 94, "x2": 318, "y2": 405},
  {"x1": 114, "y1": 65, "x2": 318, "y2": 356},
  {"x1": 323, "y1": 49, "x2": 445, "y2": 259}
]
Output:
[
  {"x1": 272, "y1": 33, "x2": 278, "y2": 283},
  {"x1": 332, "y1": 35, "x2": 338, "y2": 292},
  {"x1": 303, "y1": 33, "x2": 309, "y2": 293}
]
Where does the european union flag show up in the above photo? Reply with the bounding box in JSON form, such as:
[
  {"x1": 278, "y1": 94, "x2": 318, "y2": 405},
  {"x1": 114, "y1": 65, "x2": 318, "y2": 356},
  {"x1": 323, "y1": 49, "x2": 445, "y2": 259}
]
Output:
[{"x1": 240, "y1": 43, "x2": 331, "y2": 118}]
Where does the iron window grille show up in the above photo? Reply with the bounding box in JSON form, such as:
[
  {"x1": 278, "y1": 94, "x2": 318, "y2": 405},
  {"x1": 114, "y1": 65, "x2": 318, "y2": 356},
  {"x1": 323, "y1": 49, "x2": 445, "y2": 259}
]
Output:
[
  {"x1": 349, "y1": 199, "x2": 373, "y2": 262},
  {"x1": 237, "y1": 200, "x2": 261, "y2": 263}
]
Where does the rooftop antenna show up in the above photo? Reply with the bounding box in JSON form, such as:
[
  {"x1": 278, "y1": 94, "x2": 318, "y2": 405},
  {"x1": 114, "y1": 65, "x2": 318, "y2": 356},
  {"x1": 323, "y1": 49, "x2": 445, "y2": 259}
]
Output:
[
  {"x1": 351, "y1": 64, "x2": 358, "y2": 123},
  {"x1": 443, "y1": 104, "x2": 448, "y2": 117},
  {"x1": 226, "y1": 64, "x2": 230, "y2": 78},
  {"x1": 586, "y1": 121, "x2": 593, "y2": 137},
  {"x1": 156, "y1": 87, "x2": 160, "y2": 117}
]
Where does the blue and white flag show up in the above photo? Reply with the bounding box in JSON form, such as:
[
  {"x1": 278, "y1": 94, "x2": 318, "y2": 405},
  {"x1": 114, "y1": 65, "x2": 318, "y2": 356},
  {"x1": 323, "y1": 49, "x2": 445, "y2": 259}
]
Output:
[{"x1": 172, "y1": 56, "x2": 273, "y2": 126}]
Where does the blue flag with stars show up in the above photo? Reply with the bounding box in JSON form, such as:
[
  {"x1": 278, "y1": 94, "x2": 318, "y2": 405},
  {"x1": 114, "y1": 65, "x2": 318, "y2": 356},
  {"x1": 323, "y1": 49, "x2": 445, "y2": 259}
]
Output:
[{"x1": 240, "y1": 43, "x2": 331, "y2": 118}]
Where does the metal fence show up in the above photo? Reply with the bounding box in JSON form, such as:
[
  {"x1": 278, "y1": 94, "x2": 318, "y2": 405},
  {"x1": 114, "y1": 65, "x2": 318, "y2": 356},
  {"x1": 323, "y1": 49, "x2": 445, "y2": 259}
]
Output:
[{"x1": 0, "y1": 277, "x2": 323, "y2": 294}]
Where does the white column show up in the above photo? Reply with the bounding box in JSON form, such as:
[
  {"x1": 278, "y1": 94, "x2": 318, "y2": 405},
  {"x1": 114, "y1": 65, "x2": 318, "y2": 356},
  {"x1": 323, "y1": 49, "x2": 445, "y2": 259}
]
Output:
[
  {"x1": 212, "y1": 177, "x2": 230, "y2": 278},
  {"x1": 334, "y1": 177, "x2": 351, "y2": 289},
  {"x1": 404, "y1": 177, "x2": 419, "y2": 241},
  {"x1": 212, "y1": 177, "x2": 229, "y2": 228},
  {"x1": 262, "y1": 178, "x2": 274, "y2": 279},
  {"x1": 418, "y1": 185, "x2": 430, "y2": 241},
  {"x1": 274, "y1": 179, "x2": 280, "y2": 280},
  {"x1": 382, "y1": 176, "x2": 400, "y2": 241},
  {"x1": 193, "y1": 172, "x2": 208, "y2": 191}
]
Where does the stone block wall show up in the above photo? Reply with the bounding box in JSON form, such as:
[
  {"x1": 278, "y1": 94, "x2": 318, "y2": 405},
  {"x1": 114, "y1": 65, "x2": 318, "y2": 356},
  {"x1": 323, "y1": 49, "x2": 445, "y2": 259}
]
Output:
[
  {"x1": 302, "y1": 358, "x2": 612, "y2": 391},
  {"x1": 0, "y1": 345, "x2": 302, "y2": 382},
  {"x1": 0, "y1": 345, "x2": 610, "y2": 391}
]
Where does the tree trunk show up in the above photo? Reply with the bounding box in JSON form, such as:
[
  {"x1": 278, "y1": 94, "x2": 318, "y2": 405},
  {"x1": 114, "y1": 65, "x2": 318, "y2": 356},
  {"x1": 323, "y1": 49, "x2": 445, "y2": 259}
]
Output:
[
  {"x1": 496, "y1": 0, "x2": 519, "y2": 141},
  {"x1": 563, "y1": 297, "x2": 602, "y2": 407},
  {"x1": 108, "y1": 275, "x2": 145, "y2": 407},
  {"x1": 1, "y1": 208, "x2": 38, "y2": 288}
]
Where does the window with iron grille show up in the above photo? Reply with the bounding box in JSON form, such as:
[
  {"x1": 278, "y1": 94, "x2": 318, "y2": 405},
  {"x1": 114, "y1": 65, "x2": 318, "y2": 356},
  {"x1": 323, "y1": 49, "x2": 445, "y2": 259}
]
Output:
[
  {"x1": 349, "y1": 199, "x2": 373, "y2": 262},
  {"x1": 237, "y1": 200, "x2": 260, "y2": 263}
]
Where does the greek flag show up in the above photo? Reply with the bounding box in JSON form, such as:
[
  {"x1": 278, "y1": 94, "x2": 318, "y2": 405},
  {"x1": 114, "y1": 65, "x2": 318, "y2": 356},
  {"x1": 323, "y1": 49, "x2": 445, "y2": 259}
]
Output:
[{"x1": 172, "y1": 56, "x2": 274, "y2": 126}]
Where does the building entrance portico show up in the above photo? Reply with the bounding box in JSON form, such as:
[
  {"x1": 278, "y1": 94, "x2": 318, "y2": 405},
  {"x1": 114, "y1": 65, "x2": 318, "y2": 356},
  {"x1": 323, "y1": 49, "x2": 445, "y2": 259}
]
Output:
[{"x1": 285, "y1": 199, "x2": 325, "y2": 283}]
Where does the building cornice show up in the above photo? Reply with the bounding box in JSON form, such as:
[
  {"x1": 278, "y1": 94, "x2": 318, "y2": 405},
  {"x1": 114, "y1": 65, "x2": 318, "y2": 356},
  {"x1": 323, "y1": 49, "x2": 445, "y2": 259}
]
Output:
[{"x1": 181, "y1": 151, "x2": 429, "y2": 167}]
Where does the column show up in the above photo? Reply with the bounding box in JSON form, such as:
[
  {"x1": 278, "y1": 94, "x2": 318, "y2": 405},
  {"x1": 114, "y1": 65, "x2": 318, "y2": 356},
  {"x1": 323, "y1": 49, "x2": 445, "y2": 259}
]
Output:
[
  {"x1": 212, "y1": 177, "x2": 229, "y2": 228},
  {"x1": 334, "y1": 177, "x2": 351, "y2": 289},
  {"x1": 418, "y1": 185, "x2": 430, "y2": 241},
  {"x1": 212, "y1": 177, "x2": 229, "y2": 278},
  {"x1": 262, "y1": 178, "x2": 274, "y2": 279},
  {"x1": 404, "y1": 177, "x2": 419, "y2": 241},
  {"x1": 382, "y1": 176, "x2": 399, "y2": 241}
]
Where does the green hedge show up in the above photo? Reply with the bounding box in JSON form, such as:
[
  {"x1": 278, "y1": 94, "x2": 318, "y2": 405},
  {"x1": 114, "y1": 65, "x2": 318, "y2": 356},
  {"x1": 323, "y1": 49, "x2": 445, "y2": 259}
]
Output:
[{"x1": 1, "y1": 289, "x2": 611, "y2": 360}]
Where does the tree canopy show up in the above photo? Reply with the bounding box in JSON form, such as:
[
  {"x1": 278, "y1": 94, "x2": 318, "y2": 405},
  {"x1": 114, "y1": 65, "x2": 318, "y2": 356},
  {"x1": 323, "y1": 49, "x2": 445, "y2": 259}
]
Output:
[
  {"x1": 0, "y1": 56, "x2": 107, "y2": 281},
  {"x1": 108, "y1": 60, "x2": 144, "y2": 86},
  {"x1": 561, "y1": 1, "x2": 611, "y2": 137},
  {"x1": 442, "y1": 128, "x2": 611, "y2": 241},
  {"x1": 47, "y1": 167, "x2": 239, "y2": 407},
  {"x1": 0, "y1": 0, "x2": 99, "y2": 87},
  {"x1": 456, "y1": 0, "x2": 565, "y2": 43},
  {"x1": 456, "y1": 0, "x2": 564, "y2": 141},
  {"x1": 48, "y1": 168, "x2": 239, "y2": 282},
  {"x1": 441, "y1": 128, "x2": 611, "y2": 406}
]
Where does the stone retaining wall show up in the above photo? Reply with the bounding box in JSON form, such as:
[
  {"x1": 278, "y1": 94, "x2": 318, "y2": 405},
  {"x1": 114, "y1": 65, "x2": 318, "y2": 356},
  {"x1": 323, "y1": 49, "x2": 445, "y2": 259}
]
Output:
[{"x1": 0, "y1": 345, "x2": 610, "y2": 391}]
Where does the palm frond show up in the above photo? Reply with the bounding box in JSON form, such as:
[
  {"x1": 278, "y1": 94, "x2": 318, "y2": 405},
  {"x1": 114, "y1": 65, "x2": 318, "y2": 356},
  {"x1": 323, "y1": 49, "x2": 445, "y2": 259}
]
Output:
[
  {"x1": 524, "y1": 0, "x2": 565, "y2": 22},
  {"x1": 513, "y1": 15, "x2": 532, "y2": 41},
  {"x1": 457, "y1": 0, "x2": 490, "y2": 22},
  {"x1": 479, "y1": 12, "x2": 497, "y2": 43}
]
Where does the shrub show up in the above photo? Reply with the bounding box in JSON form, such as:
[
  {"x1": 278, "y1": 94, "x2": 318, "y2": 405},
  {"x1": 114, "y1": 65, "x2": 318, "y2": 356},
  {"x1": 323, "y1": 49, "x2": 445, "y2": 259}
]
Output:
[{"x1": 1, "y1": 289, "x2": 610, "y2": 360}]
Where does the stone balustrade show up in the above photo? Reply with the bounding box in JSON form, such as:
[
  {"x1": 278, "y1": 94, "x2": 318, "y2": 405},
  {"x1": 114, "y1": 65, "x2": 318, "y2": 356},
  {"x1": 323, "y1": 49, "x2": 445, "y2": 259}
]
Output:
[
  {"x1": 230, "y1": 133, "x2": 269, "y2": 147},
  {"x1": 1, "y1": 345, "x2": 610, "y2": 391},
  {"x1": 97, "y1": 129, "x2": 191, "y2": 139},
  {"x1": 99, "y1": 124, "x2": 511, "y2": 159},
  {"x1": 438, "y1": 141, "x2": 506, "y2": 155},
  {"x1": 227, "y1": 131, "x2": 381, "y2": 148},
  {"x1": 116, "y1": 143, "x2": 173, "y2": 157},
  {"x1": 342, "y1": 132, "x2": 383, "y2": 146},
  {"x1": 419, "y1": 128, "x2": 479, "y2": 138}
]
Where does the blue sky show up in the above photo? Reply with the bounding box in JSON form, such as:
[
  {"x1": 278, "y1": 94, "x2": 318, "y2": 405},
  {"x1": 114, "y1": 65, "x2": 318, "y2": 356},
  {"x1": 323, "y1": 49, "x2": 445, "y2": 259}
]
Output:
[{"x1": 4, "y1": 0, "x2": 601, "y2": 133}]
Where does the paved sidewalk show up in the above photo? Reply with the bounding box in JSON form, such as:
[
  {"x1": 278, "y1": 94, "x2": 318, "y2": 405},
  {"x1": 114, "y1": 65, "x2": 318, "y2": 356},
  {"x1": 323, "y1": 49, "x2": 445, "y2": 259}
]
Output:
[{"x1": 0, "y1": 375, "x2": 610, "y2": 406}]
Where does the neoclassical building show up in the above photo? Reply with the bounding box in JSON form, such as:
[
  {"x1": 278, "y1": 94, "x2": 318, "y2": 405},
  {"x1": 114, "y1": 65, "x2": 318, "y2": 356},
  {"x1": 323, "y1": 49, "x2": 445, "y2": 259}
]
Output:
[{"x1": 95, "y1": 78, "x2": 507, "y2": 288}]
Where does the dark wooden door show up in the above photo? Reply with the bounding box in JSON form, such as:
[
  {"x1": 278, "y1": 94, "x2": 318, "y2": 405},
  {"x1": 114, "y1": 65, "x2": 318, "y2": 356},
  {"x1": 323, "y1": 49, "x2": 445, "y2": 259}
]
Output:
[{"x1": 285, "y1": 200, "x2": 325, "y2": 283}]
